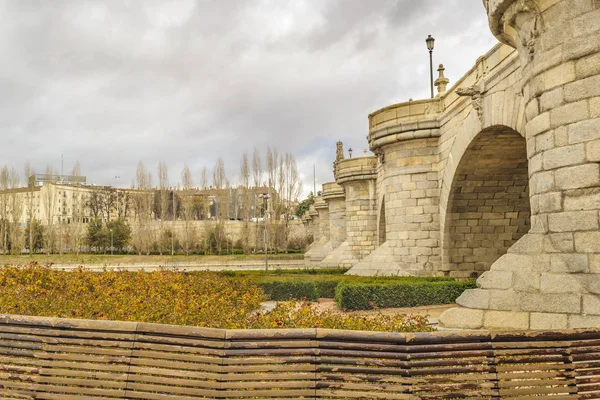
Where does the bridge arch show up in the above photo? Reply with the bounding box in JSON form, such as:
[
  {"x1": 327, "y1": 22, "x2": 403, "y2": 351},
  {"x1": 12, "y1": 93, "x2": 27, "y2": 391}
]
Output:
[{"x1": 441, "y1": 125, "x2": 530, "y2": 277}]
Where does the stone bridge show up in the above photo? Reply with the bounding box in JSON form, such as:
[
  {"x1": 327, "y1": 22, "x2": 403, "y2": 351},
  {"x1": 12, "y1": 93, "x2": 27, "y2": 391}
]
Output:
[{"x1": 303, "y1": 0, "x2": 600, "y2": 330}]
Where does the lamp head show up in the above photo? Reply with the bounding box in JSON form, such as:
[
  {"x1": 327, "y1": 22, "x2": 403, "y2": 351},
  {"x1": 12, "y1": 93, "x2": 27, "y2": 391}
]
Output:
[{"x1": 426, "y1": 35, "x2": 435, "y2": 51}]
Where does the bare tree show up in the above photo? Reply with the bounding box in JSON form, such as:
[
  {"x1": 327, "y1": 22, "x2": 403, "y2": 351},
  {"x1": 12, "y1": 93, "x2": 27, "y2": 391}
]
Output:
[
  {"x1": 212, "y1": 157, "x2": 225, "y2": 219},
  {"x1": 42, "y1": 165, "x2": 58, "y2": 254},
  {"x1": 282, "y1": 153, "x2": 302, "y2": 252},
  {"x1": 68, "y1": 162, "x2": 84, "y2": 255},
  {"x1": 251, "y1": 148, "x2": 263, "y2": 252},
  {"x1": 71, "y1": 161, "x2": 81, "y2": 177},
  {"x1": 133, "y1": 162, "x2": 153, "y2": 255},
  {"x1": 24, "y1": 162, "x2": 35, "y2": 255},
  {"x1": 8, "y1": 168, "x2": 23, "y2": 254},
  {"x1": 240, "y1": 152, "x2": 250, "y2": 253},
  {"x1": 180, "y1": 164, "x2": 195, "y2": 255},
  {"x1": 157, "y1": 161, "x2": 169, "y2": 255},
  {"x1": 0, "y1": 166, "x2": 8, "y2": 254}
]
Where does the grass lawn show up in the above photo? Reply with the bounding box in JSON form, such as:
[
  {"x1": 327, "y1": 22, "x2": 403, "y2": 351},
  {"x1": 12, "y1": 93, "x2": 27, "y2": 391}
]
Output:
[{"x1": 0, "y1": 252, "x2": 304, "y2": 266}]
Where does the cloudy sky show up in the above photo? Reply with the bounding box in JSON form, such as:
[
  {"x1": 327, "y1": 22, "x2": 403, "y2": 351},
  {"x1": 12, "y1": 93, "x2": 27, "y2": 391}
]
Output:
[{"x1": 0, "y1": 0, "x2": 497, "y2": 196}]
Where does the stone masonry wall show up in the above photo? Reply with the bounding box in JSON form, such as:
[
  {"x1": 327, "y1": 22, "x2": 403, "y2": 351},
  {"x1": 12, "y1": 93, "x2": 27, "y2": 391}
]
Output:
[
  {"x1": 443, "y1": 127, "x2": 530, "y2": 278},
  {"x1": 341, "y1": 179, "x2": 378, "y2": 267},
  {"x1": 440, "y1": 0, "x2": 600, "y2": 330}
]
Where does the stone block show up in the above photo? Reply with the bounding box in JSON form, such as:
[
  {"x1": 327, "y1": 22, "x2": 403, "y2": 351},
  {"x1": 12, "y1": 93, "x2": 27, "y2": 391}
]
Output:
[
  {"x1": 520, "y1": 293, "x2": 581, "y2": 313},
  {"x1": 544, "y1": 62, "x2": 576, "y2": 91},
  {"x1": 525, "y1": 98, "x2": 539, "y2": 121},
  {"x1": 582, "y1": 274, "x2": 600, "y2": 294},
  {"x1": 569, "y1": 315, "x2": 600, "y2": 329},
  {"x1": 571, "y1": 8, "x2": 600, "y2": 38},
  {"x1": 536, "y1": 131, "x2": 555, "y2": 153},
  {"x1": 568, "y1": 118, "x2": 600, "y2": 144},
  {"x1": 513, "y1": 271, "x2": 541, "y2": 292},
  {"x1": 555, "y1": 163, "x2": 600, "y2": 190},
  {"x1": 587, "y1": 140, "x2": 600, "y2": 162},
  {"x1": 477, "y1": 270, "x2": 513, "y2": 290},
  {"x1": 554, "y1": 126, "x2": 569, "y2": 147},
  {"x1": 456, "y1": 289, "x2": 490, "y2": 309},
  {"x1": 550, "y1": 100, "x2": 589, "y2": 128},
  {"x1": 592, "y1": 98, "x2": 600, "y2": 119},
  {"x1": 576, "y1": 52, "x2": 600, "y2": 79},
  {"x1": 530, "y1": 313, "x2": 568, "y2": 329},
  {"x1": 530, "y1": 170, "x2": 555, "y2": 194},
  {"x1": 538, "y1": 192, "x2": 563, "y2": 213},
  {"x1": 550, "y1": 253, "x2": 589, "y2": 273},
  {"x1": 483, "y1": 310, "x2": 529, "y2": 330},
  {"x1": 543, "y1": 233, "x2": 575, "y2": 253},
  {"x1": 583, "y1": 294, "x2": 600, "y2": 315},
  {"x1": 591, "y1": 255, "x2": 600, "y2": 274},
  {"x1": 540, "y1": 87, "x2": 564, "y2": 112},
  {"x1": 438, "y1": 307, "x2": 484, "y2": 330},
  {"x1": 489, "y1": 290, "x2": 520, "y2": 311},
  {"x1": 564, "y1": 189, "x2": 600, "y2": 211},
  {"x1": 527, "y1": 112, "x2": 551, "y2": 137},
  {"x1": 564, "y1": 75, "x2": 600, "y2": 103},
  {"x1": 507, "y1": 234, "x2": 544, "y2": 254},
  {"x1": 540, "y1": 273, "x2": 584, "y2": 293},
  {"x1": 575, "y1": 232, "x2": 600, "y2": 252},
  {"x1": 490, "y1": 253, "x2": 533, "y2": 272},
  {"x1": 543, "y1": 144, "x2": 586, "y2": 170},
  {"x1": 548, "y1": 210, "x2": 599, "y2": 232}
]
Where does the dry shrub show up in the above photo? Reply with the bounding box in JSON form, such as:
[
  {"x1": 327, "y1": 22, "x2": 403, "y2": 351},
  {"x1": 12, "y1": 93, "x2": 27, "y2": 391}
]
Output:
[{"x1": 0, "y1": 263, "x2": 264, "y2": 329}]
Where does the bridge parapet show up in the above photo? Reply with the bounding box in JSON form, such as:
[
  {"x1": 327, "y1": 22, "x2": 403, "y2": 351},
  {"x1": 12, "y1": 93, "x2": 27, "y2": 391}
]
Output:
[
  {"x1": 322, "y1": 182, "x2": 344, "y2": 200},
  {"x1": 334, "y1": 156, "x2": 377, "y2": 184}
]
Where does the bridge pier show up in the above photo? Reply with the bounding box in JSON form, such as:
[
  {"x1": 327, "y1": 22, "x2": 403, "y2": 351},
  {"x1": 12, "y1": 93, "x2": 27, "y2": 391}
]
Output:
[
  {"x1": 440, "y1": 0, "x2": 600, "y2": 329},
  {"x1": 304, "y1": 196, "x2": 331, "y2": 267},
  {"x1": 321, "y1": 157, "x2": 378, "y2": 268},
  {"x1": 348, "y1": 130, "x2": 442, "y2": 276}
]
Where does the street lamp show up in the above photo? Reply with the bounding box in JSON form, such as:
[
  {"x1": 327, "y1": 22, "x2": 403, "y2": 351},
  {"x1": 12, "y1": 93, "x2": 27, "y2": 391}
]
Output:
[
  {"x1": 258, "y1": 193, "x2": 271, "y2": 271},
  {"x1": 426, "y1": 35, "x2": 435, "y2": 98},
  {"x1": 348, "y1": 148, "x2": 353, "y2": 158}
]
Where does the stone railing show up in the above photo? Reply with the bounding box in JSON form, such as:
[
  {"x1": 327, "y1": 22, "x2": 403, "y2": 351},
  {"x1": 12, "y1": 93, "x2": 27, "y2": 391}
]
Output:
[
  {"x1": 321, "y1": 181, "x2": 344, "y2": 200},
  {"x1": 367, "y1": 43, "x2": 519, "y2": 153},
  {"x1": 1, "y1": 314, "x2": 599, "y2": 399}
]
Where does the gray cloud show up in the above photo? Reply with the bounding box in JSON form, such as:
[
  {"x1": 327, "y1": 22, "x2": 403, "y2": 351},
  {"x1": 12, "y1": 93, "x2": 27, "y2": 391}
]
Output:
[{"x1": 0, "y1": 0, "x2": 498, "y2": 194}]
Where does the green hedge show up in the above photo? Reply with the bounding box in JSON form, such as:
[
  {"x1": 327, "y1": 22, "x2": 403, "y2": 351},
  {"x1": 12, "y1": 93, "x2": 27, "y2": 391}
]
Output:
[
  {"x1": 254, "y1": 275, "x2": 461, "y2": 303},
  {"x1": 334, "y1": 280, "x2": 477, "y2": 310},
  {"x1": 258, "y1": 280, "x2": 320, "y2": 301}
]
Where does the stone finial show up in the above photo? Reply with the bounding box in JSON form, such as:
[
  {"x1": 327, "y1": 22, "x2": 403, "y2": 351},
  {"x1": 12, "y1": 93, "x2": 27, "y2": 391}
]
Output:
[
  {"x1": 335, "y1": 141, "x2": 344, "y2": 162},
  {"x1": 434, "y1": 64, "x2": 450, "y2": 95}
]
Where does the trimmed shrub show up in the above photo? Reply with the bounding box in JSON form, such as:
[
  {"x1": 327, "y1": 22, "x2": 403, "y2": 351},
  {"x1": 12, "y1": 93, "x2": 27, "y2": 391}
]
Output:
[
  {"x1": 334, "y1": 280, "x2": 477, "y2": 310},
  {"x1": 259, "y1": 279, "x2": 319, "y2": 301}
]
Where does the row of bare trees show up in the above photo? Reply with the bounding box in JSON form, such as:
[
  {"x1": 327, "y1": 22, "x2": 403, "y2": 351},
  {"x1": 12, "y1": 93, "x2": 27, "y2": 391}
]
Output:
[
  {"x1": 0, "y1": 147, "x2": 304, "y2": 256},
  {"x1": 128, "y1": 147, "x2": 303, "y2": 255}
]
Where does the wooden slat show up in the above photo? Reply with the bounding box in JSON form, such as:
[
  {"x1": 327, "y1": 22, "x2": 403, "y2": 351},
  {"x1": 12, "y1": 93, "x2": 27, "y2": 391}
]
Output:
[{"x1": 2, "y1": 315, "x2": 600, "y2": 398}]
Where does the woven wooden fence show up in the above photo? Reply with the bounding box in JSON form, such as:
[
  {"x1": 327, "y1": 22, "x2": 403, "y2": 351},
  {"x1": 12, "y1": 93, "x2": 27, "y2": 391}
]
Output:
[{"x1": 0, "y1": 314, "x2": 599, "y2": 399}]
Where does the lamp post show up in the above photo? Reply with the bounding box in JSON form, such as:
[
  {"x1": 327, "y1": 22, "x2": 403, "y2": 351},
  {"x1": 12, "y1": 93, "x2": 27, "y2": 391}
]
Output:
[
  {"x1": 258, "y1": 193, "x2": 271, "y2": 271},
  {"x1": 348, "y1": 148, "x2": 353, "y2": 158},
  {"x1": 110, "y1": 228, "x2": 114, "y2": 256},
  {"x1": 426, "y1": 35, "x2": 435, "y2": 98}
]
